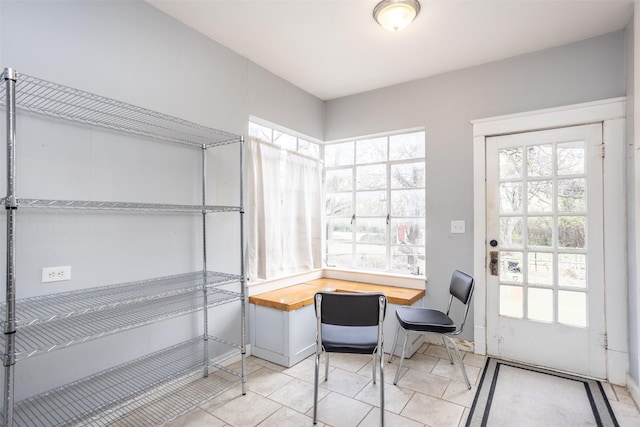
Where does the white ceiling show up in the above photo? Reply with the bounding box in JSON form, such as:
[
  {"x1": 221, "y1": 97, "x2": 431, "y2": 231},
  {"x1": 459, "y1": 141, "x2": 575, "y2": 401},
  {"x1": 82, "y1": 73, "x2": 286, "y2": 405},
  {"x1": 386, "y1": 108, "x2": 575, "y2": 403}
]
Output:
[{"x1": 147, "y1": 0, "x2": 634, "y2": 101}]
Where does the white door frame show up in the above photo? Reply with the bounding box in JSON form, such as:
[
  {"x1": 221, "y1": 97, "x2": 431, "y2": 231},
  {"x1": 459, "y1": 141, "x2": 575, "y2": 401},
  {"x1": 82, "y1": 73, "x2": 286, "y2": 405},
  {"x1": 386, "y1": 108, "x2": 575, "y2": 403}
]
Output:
[{"x1": 471, "y1": 97, "x2": 628, "y2": 384}]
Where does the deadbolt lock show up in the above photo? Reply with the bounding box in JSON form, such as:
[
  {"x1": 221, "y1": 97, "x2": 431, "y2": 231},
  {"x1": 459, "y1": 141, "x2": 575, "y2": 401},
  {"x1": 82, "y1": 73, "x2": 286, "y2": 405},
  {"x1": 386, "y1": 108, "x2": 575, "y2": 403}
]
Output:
[{"x1": 489, "y1": 251, "x2": 499, "y2": 276}]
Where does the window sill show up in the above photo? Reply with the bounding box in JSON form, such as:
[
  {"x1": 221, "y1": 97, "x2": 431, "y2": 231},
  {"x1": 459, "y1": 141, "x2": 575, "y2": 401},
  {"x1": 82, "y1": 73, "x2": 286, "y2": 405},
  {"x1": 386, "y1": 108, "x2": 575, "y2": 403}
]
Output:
[
  {"x1": 322, "y1": 268, "x2": 427, "y2": 290},
  {"x1": 247, "y1": 268, "x2": 427, "y2": 296}
]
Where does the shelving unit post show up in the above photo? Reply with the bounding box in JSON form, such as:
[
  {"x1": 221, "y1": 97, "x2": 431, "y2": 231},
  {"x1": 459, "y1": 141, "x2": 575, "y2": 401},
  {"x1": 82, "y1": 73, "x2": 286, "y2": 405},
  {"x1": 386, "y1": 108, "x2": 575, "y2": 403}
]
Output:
[{"x1": 3, "y1": 67, "x2": 17, "y2": 427}]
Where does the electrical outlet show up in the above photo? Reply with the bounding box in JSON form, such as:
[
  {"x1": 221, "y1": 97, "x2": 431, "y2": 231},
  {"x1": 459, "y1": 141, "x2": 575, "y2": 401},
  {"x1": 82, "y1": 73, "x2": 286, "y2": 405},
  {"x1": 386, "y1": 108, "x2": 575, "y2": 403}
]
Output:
[
  {"x1": 42, "y1": 266, "x2": 71, "y2": 283},
  {"x1": 450, "y1": 220, "x2": 466, "y2": 234}
]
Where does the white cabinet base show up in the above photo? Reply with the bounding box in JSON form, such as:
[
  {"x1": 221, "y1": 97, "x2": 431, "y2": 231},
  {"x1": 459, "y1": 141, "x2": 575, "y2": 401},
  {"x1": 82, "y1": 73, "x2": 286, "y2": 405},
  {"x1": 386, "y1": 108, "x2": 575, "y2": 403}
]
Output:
[{"x1": 250, "y1": 298, "x2": 424, "y2": 368}]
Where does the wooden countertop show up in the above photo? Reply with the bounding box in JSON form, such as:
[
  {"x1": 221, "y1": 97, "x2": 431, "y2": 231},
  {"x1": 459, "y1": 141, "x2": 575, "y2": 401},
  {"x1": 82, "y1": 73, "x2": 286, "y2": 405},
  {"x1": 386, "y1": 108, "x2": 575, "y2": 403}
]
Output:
[{"x1": 248, "y1": 279, "x2": 425, "y2": 312}]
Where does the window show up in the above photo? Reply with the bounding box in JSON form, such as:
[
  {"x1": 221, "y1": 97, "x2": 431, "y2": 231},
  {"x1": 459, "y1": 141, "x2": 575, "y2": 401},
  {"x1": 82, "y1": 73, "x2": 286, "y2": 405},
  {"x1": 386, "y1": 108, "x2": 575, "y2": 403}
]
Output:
[
  {"x1": 324, "y1": 131, "x2": 425, "y2": 275},
  {"x1": 248, "y1": 122, "x2": 320, "y2": 159},
  {"x1": 247, "y1": 120, "x2": 322, "y2": 280}
]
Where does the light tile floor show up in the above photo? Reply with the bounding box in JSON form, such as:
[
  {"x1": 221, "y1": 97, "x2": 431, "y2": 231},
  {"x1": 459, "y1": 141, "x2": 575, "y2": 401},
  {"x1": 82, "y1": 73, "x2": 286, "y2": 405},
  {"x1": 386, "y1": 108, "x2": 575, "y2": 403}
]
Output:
[{"x1": 166, "y1": 343, "x2": 640, "y2": 427}]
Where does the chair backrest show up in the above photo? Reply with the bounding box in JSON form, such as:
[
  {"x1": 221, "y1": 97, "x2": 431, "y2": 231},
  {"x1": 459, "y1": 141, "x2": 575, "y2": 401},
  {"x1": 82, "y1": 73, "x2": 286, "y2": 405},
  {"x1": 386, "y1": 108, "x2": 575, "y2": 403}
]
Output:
[
  {"x1": 449, "y1": 270, "x2": 475, "y2": 305},
  {"x1": 447, "y1": 270, "x2": 475, "y2": 334},
  {"x1": 314, "y1": 292, "x2": 386, "y2": 327}
]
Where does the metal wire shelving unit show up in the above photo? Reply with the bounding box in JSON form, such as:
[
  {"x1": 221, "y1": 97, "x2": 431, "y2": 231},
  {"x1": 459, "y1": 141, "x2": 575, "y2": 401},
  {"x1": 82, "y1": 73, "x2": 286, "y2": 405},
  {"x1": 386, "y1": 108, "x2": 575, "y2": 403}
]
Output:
[
  {"x1": 1, "y1": 198, "x2": 242, "y2": 213},
  {"x1": 6, "y1": 337, "x2": 242, "y2": 426},
  {"x1": 0, "y1": 68, "x2": 247, "y2": 426}
]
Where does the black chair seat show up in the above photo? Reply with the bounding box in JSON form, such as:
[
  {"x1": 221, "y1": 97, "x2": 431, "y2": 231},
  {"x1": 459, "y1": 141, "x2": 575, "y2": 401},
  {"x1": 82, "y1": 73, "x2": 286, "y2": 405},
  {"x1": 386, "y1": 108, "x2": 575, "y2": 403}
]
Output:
[
  {"x1": 389, "y1": 270, "x2": 475, "y2": 390},
  {"x1": 321, "y1": 324, "x2": 379, "y2": 353},
  {"x1": 395, "y1": 306, "x2": 456, "y2": 334}
]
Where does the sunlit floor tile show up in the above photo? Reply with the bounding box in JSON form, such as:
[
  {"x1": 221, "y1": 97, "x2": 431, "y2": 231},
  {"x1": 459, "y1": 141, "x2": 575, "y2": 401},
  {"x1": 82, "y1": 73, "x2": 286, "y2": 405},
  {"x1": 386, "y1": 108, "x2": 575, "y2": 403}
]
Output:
[
  {"x1": 208, "y1": 390, "x2": 280, "y2": 426},
  {"x1": 268, "y1": 377, "x2": 329, "y2": 414},
  {"x1": 257, "y1": 407, "x2": 316, "y2": 427},
  {"x1": 164, "y1": 408, "x2": 226, "y2": 427},
  {"x1": 402, "y1": 391, "x2": 465, "y2": 427},
  {"x1": 355, "y1": 380, "x2": 414, "y2": 414},
  {"x1": 309, "y1": 391, "x2": 373, "y2": 427}
]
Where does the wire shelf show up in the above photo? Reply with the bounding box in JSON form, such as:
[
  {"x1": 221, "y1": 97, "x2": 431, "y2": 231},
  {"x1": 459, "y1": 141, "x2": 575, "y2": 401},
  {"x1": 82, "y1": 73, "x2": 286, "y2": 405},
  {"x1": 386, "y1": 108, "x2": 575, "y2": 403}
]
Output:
[
  {"x1": 5, "y1": 336, "x2": 242, "y2": 427},
  {"x1": 0, "y1": 69, "x2": 242, "y2": 148},
  {"x1": 6, "y1": 198, "x2": 242, "y2": 213},
  {"x1": 0, "y1": 271, "x2": 242, "y2": 328},
  {"x1": 102, "y1": 367, "x2": 240, "y2": 427},
  {"x1": 5, "y1": 288, "x2": 241, "y2": 361}
]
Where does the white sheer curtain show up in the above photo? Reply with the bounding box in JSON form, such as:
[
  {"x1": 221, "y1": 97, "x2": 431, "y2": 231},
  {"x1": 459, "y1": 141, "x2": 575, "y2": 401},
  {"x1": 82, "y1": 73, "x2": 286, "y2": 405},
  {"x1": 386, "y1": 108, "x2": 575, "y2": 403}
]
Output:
[{"x1": 247, "y1": 138, "x2": 321, "y2": 280}]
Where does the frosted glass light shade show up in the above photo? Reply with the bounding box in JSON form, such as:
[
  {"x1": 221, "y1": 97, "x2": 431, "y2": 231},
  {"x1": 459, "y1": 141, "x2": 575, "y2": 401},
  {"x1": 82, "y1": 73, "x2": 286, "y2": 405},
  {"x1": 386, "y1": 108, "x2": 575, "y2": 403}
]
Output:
[{"x1": 373, "y1": 0, "x2": 420, "y2": 32}]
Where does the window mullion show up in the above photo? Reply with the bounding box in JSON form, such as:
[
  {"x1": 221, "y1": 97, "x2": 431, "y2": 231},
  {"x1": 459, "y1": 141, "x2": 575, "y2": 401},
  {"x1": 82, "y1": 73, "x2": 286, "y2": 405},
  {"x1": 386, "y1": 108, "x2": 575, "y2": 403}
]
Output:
[
  {"x1": 351, "y1": 162, "x2": 357, "y2": 268},
  {"x1": 386, "y1": 158, "x2": 392, "y2": 271}
]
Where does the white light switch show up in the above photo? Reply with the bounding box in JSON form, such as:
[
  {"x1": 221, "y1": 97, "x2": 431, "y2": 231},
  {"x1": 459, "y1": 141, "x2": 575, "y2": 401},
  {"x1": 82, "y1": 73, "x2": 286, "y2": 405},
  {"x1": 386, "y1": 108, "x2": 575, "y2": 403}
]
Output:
[{"x1": 451, "y1": 220, "x2": 465, "y2": 234}]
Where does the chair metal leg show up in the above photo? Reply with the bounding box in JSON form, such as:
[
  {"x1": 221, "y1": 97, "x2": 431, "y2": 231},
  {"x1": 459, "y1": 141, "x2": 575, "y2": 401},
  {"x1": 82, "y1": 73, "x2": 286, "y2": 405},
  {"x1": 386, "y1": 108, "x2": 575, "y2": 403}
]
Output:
[
  {"x1": 372, "y1": 351, "x2": 377, "y2": 384},
  {"x1": 313, "y1": 351, "x2": 320, "y2": 424},
  {"x1": 443, "y1": 335, "x2": 471, "y2": 390},
  {"x1": 379, "y1": 347, "x2": 385, "y2": 427},
  {"x1": 324, "y1": 351, "x2": 330, "y2": 381},
  {"x1": 442, "y1": 335, "x2": 454, "y2": 364},
  {"x1": 393, "y1": 331, "x2": 409, "y2": 385},
  {"x1": 388, "y1": 323, "x2": 401, "y2": 364}
]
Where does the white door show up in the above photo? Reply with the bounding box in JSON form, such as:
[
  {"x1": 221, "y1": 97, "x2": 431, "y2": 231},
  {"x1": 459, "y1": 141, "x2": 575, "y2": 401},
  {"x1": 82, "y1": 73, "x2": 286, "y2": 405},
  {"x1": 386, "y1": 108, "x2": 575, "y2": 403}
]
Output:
[{"x1": 485, "y1": 124, "x2": 606, "y2": 378}]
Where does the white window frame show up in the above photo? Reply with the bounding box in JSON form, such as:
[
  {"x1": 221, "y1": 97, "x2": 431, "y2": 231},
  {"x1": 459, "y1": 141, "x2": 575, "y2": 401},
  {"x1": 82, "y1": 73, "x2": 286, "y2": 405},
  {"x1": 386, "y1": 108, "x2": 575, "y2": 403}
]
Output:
[{"x1": 324, "y1": 129, "x2": 426, "y2": 276}]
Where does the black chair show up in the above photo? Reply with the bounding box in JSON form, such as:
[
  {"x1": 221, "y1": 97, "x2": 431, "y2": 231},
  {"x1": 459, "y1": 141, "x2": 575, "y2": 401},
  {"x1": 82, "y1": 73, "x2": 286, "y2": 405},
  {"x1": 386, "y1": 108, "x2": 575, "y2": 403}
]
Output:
[
  {"x1": 313, "y1": 291, "x2": 387, "y2": 426},
  {"x1": 388, "y1": 270, "x2": 475, "y2": 389}
]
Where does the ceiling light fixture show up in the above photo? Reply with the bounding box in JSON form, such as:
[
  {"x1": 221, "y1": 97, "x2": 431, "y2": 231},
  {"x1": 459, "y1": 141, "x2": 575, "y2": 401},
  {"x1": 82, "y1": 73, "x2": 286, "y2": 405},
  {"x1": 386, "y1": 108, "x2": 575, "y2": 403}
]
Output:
[{"x1": 373, "y1": 0, "x2": 421, "y2": 32}]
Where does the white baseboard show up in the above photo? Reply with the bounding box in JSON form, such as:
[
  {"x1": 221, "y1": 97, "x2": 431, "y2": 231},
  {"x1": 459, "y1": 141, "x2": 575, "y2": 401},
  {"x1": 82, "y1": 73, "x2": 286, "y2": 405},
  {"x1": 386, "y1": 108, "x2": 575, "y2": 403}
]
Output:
[
  {"x1": 627, "y1": 373, "x2": 640, "y2": 408},
  {"x1": 422, "y1": 334, "x2": 474, "y2": 353}
]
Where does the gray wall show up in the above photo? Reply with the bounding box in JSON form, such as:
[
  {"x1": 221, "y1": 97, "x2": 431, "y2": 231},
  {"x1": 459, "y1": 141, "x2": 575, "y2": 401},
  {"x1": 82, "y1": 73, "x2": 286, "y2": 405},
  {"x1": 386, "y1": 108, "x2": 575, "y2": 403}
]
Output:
[
  {"x1": 325, "y1": 31, "x2": 626, "y2": 339},
  {"x1": 0, "y1": 0, "x2": 323, "y2": 399}
]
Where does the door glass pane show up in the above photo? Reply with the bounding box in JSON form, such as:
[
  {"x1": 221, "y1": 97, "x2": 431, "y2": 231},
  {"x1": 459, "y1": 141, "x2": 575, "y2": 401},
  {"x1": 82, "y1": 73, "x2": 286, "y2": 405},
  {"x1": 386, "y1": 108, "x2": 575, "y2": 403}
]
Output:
[
  {"x1": 527, "y1": 216, "x2": 553, "y2": 247},
  {"x1": 500, "y1": 285, "x2": 523, "y2": 318},
  {"x1": 391, "y1": 189, "x2": 425, "y2": 216},
  {"x1": 527, "y1": 180, "x2": 553, "y2": 212},
  {"x1": 391, "y1": 162, "x2": 424, "y2": 189},
  {"x1": 558, "y1": 216, "x2": 585, "y2": 249},
  {"x1": 557, "y1": 141, "x2": 585, "y2": 175},
  {"x1": 326, "y1": 218, "x2": 351, "y2": 242},
  {"x1": 325, "y1": 193, "x2": 351, "y2": 216},
  {"x1": 389, "y1": 131, "x2": 425, "y2": 160},
  {"x1": 558, "y1": 290, "x2": 587, "y2": 327},
  {"x1": 527, "y1": 144, "x2": 553, "y2": 176},
  {"x1": 355, "y1": 244, "x2": 386, "y2": 270},
  {"x1": 499, "y1": 147, "x2": 522, "y2": 179},
  {"x1": 500, "y1": 217, "x2": 523, "y2": 248},
  {"x1": 528, "y1": 288, "x2": 553, "y2": 322},
  {"x1": 325, "y1": 142, "x2": 354, "y2": 167},
  {"x1": 558, "y1": 253, "x2": 586, "y2": 288},
  {"x1": 527, "y1": 252, "x2": 553, "y2": 286},
  {"x1": 356, "y1": 191, "x2": 386, "y2": 216},
  {"x1": 558, "y1": 178, "x2": 586, "y2": 212},
  {"x1": 356, "y1": 138, "x2": 387, "y2": 164},
  {"x1": 500, "y1": 182, "x2": 523, "y2": 213},
  {"x1": 500, "y1": 251, "x2": 523, "y2": 283},
  {"x1": 356, "y1": 165, "x2": 386, "y2": 190},
  {"x1": 325, "y1": 169, "x2": 352, "y2": 193}
]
